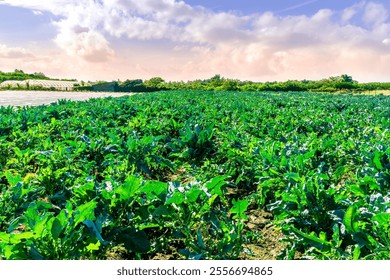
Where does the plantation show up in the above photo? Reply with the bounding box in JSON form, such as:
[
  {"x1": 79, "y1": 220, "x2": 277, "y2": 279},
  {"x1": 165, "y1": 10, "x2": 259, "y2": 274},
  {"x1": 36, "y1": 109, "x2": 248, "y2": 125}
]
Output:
[{"x1": 0, "y1": 90, "x2": 389, "y2": 260}]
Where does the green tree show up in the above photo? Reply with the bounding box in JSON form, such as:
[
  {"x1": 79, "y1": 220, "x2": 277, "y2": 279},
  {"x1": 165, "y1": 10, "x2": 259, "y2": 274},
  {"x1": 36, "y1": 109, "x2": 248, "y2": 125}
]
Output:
[
  {"x1": 119, "y1": 79, "x2": 146, "y2": 92},
  {"x1": 144, "y1": 77, "x2": 165, "y2": 89}
]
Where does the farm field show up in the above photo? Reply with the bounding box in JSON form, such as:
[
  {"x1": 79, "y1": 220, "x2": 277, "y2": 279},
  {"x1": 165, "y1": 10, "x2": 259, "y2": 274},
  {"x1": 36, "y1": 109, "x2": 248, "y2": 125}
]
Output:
[{"x1": 0, "y1": 90, "x2": 389, "y2": 260}]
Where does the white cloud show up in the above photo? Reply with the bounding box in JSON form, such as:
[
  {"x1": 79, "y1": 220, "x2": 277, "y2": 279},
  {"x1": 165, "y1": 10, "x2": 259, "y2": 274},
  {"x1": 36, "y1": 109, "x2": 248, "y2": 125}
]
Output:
[
  {"x1": 341, "y1": 1, "x2": 365, "y2": 23},
  {"x1": 32, "y1": 10, "x2": 43, "y2": 16},
  {"x1": 0, "y1": 44, "x2": 33, "y2": 59},
  {"x1": 0, "y1": 0, "x2": 390, "y2": 81},
  {"x1": 54, "y1": 28, "x2": 114, "y2": 62},
  {"x1": 363, "y1": 2, "x2": 388, "y2": 26}
]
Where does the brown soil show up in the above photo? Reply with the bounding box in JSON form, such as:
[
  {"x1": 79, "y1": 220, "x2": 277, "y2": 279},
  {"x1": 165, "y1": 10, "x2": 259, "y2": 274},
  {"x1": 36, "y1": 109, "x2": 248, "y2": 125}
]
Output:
[
  {"x1": 240, "y1": 209, "x2": 286, "y2": 260},
  {"x1": 105, "y1": 209, "x2": 285, "y2": 260}
]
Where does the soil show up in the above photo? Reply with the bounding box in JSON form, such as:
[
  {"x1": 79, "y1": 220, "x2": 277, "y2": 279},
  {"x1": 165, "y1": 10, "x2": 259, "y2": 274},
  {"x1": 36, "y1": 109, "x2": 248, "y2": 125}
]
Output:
[
  {"x1": 105, "y1": 209, "x2": 285, "y2": 260},
  {"x1": 239, "y1": 209, "x2": 286, "y2": 260}
]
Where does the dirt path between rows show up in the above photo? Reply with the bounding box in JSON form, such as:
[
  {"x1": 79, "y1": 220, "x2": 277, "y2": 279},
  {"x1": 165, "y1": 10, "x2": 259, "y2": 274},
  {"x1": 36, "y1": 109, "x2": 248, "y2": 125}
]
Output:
[{"x1": 0, "y1": 91, "x2": 137, "y2": 107}]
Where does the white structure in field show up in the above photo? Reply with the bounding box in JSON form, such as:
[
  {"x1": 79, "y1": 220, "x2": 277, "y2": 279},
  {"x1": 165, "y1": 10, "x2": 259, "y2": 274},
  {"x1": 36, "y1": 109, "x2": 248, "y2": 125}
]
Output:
[{"x1": 0, "y1": 79, "x2": 77, "y2": 91}]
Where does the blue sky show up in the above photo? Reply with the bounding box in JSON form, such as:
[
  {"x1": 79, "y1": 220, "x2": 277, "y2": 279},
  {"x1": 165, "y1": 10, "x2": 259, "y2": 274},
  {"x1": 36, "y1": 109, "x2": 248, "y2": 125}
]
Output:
[
  {"x1": 185, "y1": 0, "x2": 361, "y2": 15},
  {"x1": 0, "y1": 1, "x2": 390, "y2": 82}
]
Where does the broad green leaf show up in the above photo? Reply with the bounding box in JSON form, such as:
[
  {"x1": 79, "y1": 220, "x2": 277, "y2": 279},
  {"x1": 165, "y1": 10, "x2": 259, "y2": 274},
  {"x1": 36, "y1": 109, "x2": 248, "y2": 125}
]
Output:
[
  {"x1": 83, "y1": 220, "x2": 105, "y2": 244},
  {"x1": 185, "y1": 188, "x2": 202, "y2": 202},
  {"x1": 51, "y1": 218, "x2": 63, "y2": 239},
  {"x1": 140, "y1": 181, "x2": 167, "y2": 200},
  {"x1": 344, "y1": 205, "x2": 360, "y2": 233},
  {"x1": 119, "y1": 228, "x2": 150, "y2": 253},
  {"x1": 197, "y1": 228, "x2": 206, "y2": 249},
  {"x1": 55, "y1": 210, "x2": 69, "y2": 233},
  {"x1": 372, "y1": 213, "x2": 390, "y2": 225},
  {"x1": 25, "y1": 203, "x2": 39, "y2": 228},
  {"x1": 73, "y1": 181, "x2": 95, "y2": 200},
  {"x1": 115, "y1": 175, "x2": 142, "y2": 202},
  {"x1": 29, "y1": 245, "x2": 44, "y2": 260},
  {"x1": 7, "y1": 216, "x2": 27, "y2": 233},
  {"x1": 353, "y1": 245, "x2": 361, "y2": 260},
  {"x1": 5, "y1": 171, "x2": 23, "y2": 187},
  {"x1": 373, "y1": 150, "x2": 383, "y2": 170},
  {"x1": 205, "y1": 175, "x2": 228, "y2": 196},
  {"x1": 9, "y1": 232, "x2": 35, "y2": 243},
  {"x1": 32, "y1": 215, "x2": 50, "y2": 237},
  {"x1": 165, "y1": 192, "x2": 185, "y2": 205},
  {"x1": 229, "y1": 199, "x2": 249, "y2": 220},
  {"x1": 349, "y1": 185, "x2": 366, "y2": 197},
  {"x1": 287, "y1": 173, "x2": 301, "y2": 182},
  {"x1": 86, "y1": 241, "x2": 101, "y2": 252},
  {"x1": 331, "y1": 224, "x2": 342, "y2": 247},
  {"x1": 0, "y1": 232, "x2": 10, "y2": 243},
  {"x1": 199, "y1": 194, "x2": 219, "y2": 215},
  {"x1": 74, "y1": 200, "x2": 97, "y2": 226},
  {"x1": 290, "y1": 227, "x2": 331, "y2": 250}
]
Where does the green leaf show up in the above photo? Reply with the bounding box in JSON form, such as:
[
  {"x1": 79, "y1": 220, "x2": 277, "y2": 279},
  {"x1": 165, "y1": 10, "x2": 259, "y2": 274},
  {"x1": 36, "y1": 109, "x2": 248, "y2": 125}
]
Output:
[
  {"x1": 51, "y1": 218, "x2": 64, "y2": 239},
  {"x1": 287, "y1": 173, "x2": 301, "y2": 182},
  {"x1": 138, "y1": 223, "x2": 160, "y2": 230},
  {"x1": 344, "y1": 205, "x2": 360, "y2": 233},
  {"x1": 197, "y1": 228, "x2": 206, "y2": 249},
  {"x1": 55, "y1": 209, "x2": 69, "y2": 231},
  {"x1": 353, "y1": 245, "x2": 361, "y2": 260},
  {"x1": 7, "y1": 217, "x2": 27, "y2": 233},
  {"x1": 74, "y1": 200, "x2": 97, "y2": 227},
  {"x1": 119, "y1": 228, "x2": 150, "y2": 253},
  {"x1": 373, "y1": 150, "x2": 383, "y2": 170},
  {"x1": 229, "y1": 199, "x2": 248, "y2": 220},
  {"x1": 86, "y1": 241, "x2": 101, "y2": 252},
  {"x1": 83, "y1": 220, "x2": 106, "y2": 244},
  {"x1": 152, "y1": 205, "x2": 171, "y2": 217},
  {"x1": 331, "y1": 224, "x2": 342, "y2": 248},
  {"x1": 5, "y1": 171, "x2": 23, "y2": 187},
  {"x1": 290, "y1": 227, "x2": 331, "y2": 250},
  {"x1": 349, "y1": 185, "x2": 366, "y2": 197},
  {"x1": 186, "y1": 188, "x2": 202, "y2": 202},
  {"x1": 115, "y1": 175, "x2": 142, "y2": 202},
  {"x1": 32, "y1": 215, "x2": 50, "y2": 237},
  {"x1": 0, "y1": 232, "x2": 10, "y2": 243},
  {"x1": 73, "y1": 181, "x2": 95, "y2": 201},
  {"x1": 198, "y1": 194, "x2": 219, "y2": 215},
  {"x1": 29, "y1": 244, "x2": 44, "y2": 260},
  {"x1": 140, "y1": 181, "x2": 167, "y2": 200},
  {"x1": 372, "y1": 213, "x2": 390, "y2": 225},
  {"x1": 206, "y1": 175, "x2": 228, "y2": 196},
  {"x1": 165, "y1": 192, "x2": 185, "y2": 205},
  {"x1": 9, "y1": 232, "x2": 35, "y2": 243}
]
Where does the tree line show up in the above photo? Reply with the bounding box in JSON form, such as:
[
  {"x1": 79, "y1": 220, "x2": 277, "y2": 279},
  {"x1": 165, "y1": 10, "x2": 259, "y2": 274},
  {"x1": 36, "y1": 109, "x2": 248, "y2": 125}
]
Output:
[
  {"x1": 107, "y1": 74, "x2": 390, "y2": 93},
  {"x1": 0, "y1": 69, "x2": 76, "y2": 83},
  {"x1": 2, "y1": 70, "x2": 390, "y2": 93}
]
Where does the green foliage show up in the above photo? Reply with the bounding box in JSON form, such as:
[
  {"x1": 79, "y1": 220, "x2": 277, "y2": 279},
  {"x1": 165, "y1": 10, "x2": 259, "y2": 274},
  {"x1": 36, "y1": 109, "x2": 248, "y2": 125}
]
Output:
[
  {"x1": 118, "y1": 79, "x2": 145, "y2": 92},
  {"x1": 0, "y1": 90, "x2": 389, "y2": 260},
  {"x1": 0, "y1": 70, "x2": 50, "y2": 83}
]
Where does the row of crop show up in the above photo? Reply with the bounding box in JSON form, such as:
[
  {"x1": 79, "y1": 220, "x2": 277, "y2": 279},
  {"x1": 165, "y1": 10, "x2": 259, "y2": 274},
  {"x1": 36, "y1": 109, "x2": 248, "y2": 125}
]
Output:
[{"x1": 1, "y1": 90, "x2": 390, "y2": 259}]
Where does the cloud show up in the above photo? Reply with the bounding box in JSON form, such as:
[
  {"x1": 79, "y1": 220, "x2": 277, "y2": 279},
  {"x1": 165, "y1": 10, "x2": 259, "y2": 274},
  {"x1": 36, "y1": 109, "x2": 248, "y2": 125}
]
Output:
[
  {"x1": 0, "y1": 0, "x2": 390, "y2": 81},
  {"x1": 383, "y1": 38, "x2": 390, "y2": 45},
  {"x1": 32, "y1": 10, "x2": 43, "y2": 16},
  {"x1": 0, "y1": 44, "x2": 34, "y2": 59},
  {"x1": 341, "y1": 1, "x2": 365, "y2": 23},
  {"x1": 363, "y1": 2, "x2": 388, "y2": 26}
]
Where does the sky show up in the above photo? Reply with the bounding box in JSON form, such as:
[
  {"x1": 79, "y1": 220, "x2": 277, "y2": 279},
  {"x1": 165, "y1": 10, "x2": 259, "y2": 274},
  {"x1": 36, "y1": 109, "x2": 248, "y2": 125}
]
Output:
[{"x1": 0, "y1": 1, "x2": 390, "y2": 82}]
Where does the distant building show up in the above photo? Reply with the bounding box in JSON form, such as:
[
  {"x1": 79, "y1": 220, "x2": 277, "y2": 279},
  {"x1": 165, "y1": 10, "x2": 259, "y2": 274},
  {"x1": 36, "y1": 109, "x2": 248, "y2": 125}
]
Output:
[
  {"x1": 0, "y1": 79, "x2": 77, "y2": 91},
  {"x1": 91, "y1": 82, "x2": 118, "y2": 92}
]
